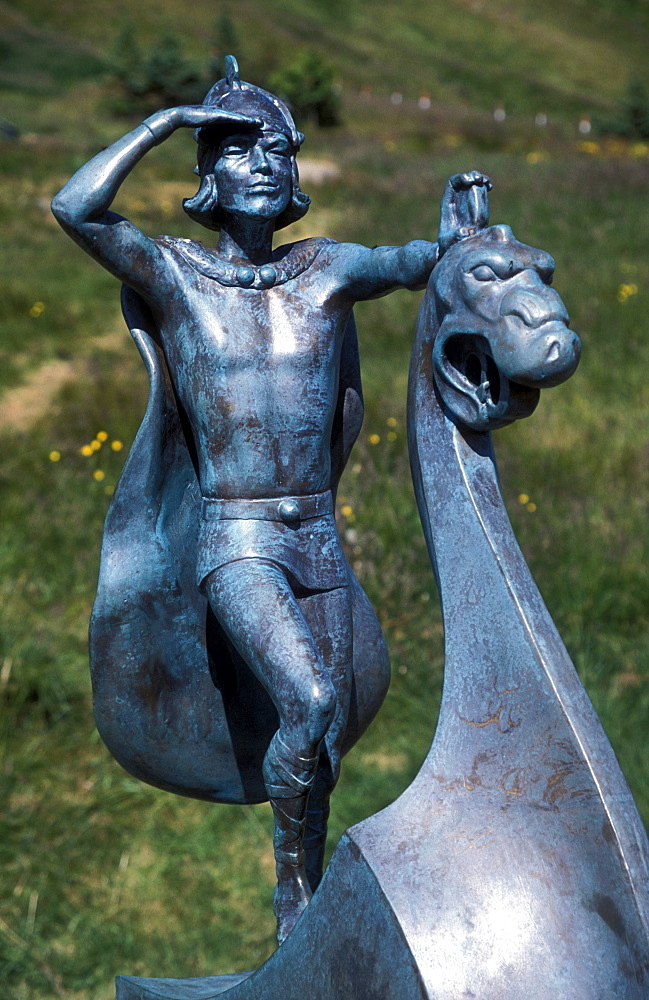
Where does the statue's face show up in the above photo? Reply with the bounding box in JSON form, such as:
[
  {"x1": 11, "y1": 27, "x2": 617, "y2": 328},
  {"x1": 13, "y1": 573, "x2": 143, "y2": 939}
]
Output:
[{"x1": 214, "y1": 130, "x2": 293, "y2": 222}]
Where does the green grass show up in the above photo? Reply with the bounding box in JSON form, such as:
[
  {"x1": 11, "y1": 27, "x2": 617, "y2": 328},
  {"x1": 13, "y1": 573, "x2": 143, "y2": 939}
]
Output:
[{"x1": 1, "y1": 2, "x2": 648, "y2": 997}]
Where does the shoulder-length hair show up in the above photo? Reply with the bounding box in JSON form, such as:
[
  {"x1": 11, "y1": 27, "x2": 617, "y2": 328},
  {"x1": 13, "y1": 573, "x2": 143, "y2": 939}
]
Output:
[{"x1": 182, "y1": 143, "x2": 311, "y2": 232}]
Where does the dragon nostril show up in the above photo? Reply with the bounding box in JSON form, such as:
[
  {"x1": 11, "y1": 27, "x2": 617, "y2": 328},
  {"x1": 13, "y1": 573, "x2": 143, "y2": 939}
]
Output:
[{"x1": 547, "y1": 340, "x2": 560, "y2": 363}]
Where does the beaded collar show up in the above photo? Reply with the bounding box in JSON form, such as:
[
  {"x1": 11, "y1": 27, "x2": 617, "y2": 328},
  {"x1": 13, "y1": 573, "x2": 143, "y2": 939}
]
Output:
[{"x1": 156, "y1": 235, "x2": 335, "y2": 289}]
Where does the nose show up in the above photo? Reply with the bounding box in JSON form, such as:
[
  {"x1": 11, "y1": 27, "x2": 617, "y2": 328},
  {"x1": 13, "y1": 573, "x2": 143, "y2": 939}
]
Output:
[
  {"x1": 250, "y1": 148, "x2": 272, "y2": 175},
  {"x1": 499, "y1": 286, "x2": 569, "y2": 329}
]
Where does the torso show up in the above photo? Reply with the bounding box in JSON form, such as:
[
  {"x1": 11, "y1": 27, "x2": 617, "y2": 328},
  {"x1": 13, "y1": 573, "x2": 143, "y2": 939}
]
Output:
[{"x1": 149, "y1": 238, "x2": 353, "y2": 499}]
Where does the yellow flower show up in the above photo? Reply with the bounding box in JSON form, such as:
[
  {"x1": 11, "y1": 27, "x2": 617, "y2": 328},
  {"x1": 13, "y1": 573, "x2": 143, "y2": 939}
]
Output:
[
  {"x1": 631, "y1": 142, "x2": 649, "y2": 158},
  {"x1": 578, "y1": 141, "x2": 600, "y2": 155},
  {"x1": 368, "y1": 433, "x2": 381, "y2": 445},
  {"x1": 80, "y1": 444, "x2": 93, "y2": 457},
  {"x1": 104, "y1": 485, "x2": 114, "y2": 496},
  {"x1": 518, "y1": 493, "x2": 530, "y2": 505},
  {"x1": 617, "y1": 283, "x2": 639, "y2": 303},
  {"x1": 111, "y1": 440, "x2": 124, "y2": 451},
  {"x1": 387, "y1": 431, "x2": 397, "y2": 441},
  {"x1": 90, "y1": 439, "x2": 101, "y2": 452},
  {"x1": 97, "y1": 431, "x2": 108, "y2": 442},
  {"x1": 29, "y1": 301, "x2": 44, "y2": 318},
  {"x1": 386, "y1": 417, "x2": 398, "y2": 427},
  {"x1": 527, "y1": 502, "x2": 537, "y2": 513},
  {"x1": 340, "y1": 505, "x2": 354, "y2": 518},
  {"x1": 93, "y1": 469, "x2": 106, "y2": 482},
  {"x1": 49, "y1": 450, "x2": 61, "y2": 462}
]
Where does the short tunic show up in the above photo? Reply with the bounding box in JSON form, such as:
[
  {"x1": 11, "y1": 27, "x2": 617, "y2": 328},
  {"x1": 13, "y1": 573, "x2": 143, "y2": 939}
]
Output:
[{"x1": 196, "y1": 494, "x2": 349, "y2": 592}]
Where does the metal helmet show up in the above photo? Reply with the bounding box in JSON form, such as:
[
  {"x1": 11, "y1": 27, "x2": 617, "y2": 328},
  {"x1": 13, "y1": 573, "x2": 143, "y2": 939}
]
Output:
[{"x1": 194, "y1": 55, "x2": 304, "y2": 153}]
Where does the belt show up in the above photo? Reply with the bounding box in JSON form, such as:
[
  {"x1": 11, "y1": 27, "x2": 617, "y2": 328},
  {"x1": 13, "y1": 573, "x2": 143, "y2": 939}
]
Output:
[{"x1": 201, "y1": 490, "x2": 334, "y2": 524}]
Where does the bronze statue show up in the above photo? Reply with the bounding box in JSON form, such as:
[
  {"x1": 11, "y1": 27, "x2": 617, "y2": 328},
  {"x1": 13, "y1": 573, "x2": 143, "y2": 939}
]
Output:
[{"x1": 51, "y1": 56, "x2": 490, "y2": 944}]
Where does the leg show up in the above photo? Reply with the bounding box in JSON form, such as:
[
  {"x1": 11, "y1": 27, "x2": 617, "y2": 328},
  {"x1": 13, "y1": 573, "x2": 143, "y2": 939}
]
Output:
[
  {"x1": 296, "y1": 586, "x2": 353, "y2": 893},
  {"x1": 203, "y1": 559, "x2": 339, "y2": 943},
  {"x1": 303, "y1": 748, "x2": 336, "y2": 893}
]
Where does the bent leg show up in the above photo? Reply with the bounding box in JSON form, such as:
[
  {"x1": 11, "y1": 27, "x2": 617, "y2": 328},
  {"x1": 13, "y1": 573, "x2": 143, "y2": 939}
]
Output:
[
  {"x1": 297, "y1": 586, "x2": 353, "y2": 892},
  {"x1": 203, "y1": 559, "x2": 339, "y2": 942}
]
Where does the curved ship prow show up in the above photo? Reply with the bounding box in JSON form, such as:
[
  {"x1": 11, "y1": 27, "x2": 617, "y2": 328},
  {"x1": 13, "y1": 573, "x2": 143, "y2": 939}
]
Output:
[{"x1": 116, "y1": 227, "x2": 649, "y2": 999}]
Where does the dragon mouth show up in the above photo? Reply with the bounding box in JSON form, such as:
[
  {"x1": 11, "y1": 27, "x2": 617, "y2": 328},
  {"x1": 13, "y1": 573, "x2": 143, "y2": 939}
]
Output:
[
  {"x1": 433, "y1": 331, "x2": 542, "y2": 432},
  {"x1": 440, "y1": 333, "x2": 501, "y2": 399}
]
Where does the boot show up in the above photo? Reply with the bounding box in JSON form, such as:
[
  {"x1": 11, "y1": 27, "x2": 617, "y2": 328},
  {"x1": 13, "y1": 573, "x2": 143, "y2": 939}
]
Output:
[
  {"x1": 263, "y1": 731, "x2": 319, "y2": 944},
  {"x1": 303, "y1": 742, "x2": 340, "y2": 893},
  {"x1": 303, "y1": 791, "x2": 330, "y2": 894}
]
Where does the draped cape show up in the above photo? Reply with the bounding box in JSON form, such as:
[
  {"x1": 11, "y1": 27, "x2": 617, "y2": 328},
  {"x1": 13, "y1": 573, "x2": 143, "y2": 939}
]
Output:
[{"x1": 88, "y1": 286, "x2": 387, "y2": 805}]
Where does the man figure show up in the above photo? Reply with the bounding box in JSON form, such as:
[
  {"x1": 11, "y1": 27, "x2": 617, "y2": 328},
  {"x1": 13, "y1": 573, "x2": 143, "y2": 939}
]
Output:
[{"x1": 52, "y1": 56, "x2": 489, "y2": 943}]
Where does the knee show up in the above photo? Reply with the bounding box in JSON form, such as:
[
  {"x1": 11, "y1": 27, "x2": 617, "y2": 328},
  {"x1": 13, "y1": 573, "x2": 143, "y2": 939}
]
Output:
[
  {"x1": 293, "y1": 674, "x2": 337, "y2": 744},
  {"x1": 311, "y1": 676, "x2": 337, "y2": 728}
]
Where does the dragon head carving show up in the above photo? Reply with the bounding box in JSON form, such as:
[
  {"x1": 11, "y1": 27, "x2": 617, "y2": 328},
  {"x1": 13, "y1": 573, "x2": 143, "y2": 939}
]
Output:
[{"x1": 431, "y1": 224, "x2": 581, "y2": 431}]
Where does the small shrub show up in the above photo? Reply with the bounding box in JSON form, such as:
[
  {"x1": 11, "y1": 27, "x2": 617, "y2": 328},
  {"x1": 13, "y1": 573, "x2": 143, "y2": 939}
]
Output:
[
  {"x1": 208, "y1": 11, "x2": 241, "y2": 83},
  {"x1": 597, "y1": 76, "x2": 649, "y2": 140},
  {"x1": 106, "y1": 30, "x2": 209, "y2": 117},
  {"x1": 269, "y1": 51, "x2": 341, "y2": 129}
]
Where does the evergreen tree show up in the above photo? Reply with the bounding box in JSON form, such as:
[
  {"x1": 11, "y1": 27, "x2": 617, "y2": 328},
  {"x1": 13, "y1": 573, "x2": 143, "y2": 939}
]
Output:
[
  {"x1": 269, "y1": 51, "x2": 341, "y2": 128},
  {"x1": 598, "y1": 76, "x2": 649, "y2": 139}
]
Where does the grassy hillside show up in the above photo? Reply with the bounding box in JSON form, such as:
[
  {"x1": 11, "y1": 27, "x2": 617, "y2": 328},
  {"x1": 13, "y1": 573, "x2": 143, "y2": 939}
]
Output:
[
  {"x1": 3, "y1": 0, "x2": 649, "y2": 119},
  {"x1": 1, "y1": 2, "x2": 648, "y2": 997}
]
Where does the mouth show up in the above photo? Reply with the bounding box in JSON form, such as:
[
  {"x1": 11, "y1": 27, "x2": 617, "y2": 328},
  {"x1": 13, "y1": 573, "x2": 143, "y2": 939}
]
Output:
[{"x1": 246, "y1": 184, "x2": 280, "y2": 193}]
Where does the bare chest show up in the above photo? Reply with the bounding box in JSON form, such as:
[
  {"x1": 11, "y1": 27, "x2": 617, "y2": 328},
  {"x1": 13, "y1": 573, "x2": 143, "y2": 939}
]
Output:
[{"x1": 159, "y1": 280, "x2": 348, "y2": 389}]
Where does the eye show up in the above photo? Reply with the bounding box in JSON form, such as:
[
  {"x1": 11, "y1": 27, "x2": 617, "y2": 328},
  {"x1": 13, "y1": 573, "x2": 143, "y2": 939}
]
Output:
[
  {"x1": 220, "y1": 137, "x2": 254, "y2": 156},
  {"x1": 471, "y1": 265, "x2": 498, "y2": 282}
]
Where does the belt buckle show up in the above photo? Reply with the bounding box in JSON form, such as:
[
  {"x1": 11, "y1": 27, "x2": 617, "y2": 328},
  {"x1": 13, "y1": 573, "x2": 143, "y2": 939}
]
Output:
[{"x1": 278, "y1": 499, "x2": 301, "y2": 524}]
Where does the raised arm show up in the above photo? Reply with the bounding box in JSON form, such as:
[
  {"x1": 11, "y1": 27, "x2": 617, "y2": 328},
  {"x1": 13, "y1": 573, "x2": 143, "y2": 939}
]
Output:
[
  {"x1": 335, "y1": 171, "x2": 491, "y2": 301},
  {"x1": 51, "y1": 106, "x2": 261, "y2": 301}
]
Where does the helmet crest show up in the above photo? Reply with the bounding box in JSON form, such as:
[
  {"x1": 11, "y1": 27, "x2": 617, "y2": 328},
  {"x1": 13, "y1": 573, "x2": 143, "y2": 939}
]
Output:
[{"x1": 224, "y1": 54, "x2": 241, "y2": 90}]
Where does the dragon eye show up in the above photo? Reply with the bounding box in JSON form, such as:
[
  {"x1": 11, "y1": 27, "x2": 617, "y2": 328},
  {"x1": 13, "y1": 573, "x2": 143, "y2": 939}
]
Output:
[{"x1": 471, "y1": 265, "x2": 498, "y2": 281}]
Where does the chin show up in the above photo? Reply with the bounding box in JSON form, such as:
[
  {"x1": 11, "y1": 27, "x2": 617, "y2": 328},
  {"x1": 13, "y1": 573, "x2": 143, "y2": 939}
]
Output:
[{"x1": 246, "y1": 196, "x2": 290, "y2": 219}]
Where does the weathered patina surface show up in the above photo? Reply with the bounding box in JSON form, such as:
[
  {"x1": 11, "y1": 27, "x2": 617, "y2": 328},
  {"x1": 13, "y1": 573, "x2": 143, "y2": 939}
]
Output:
[
  {"x1": 51, "y1": 55, "x2": 489, "y2": 946},
  {"x1": 54, "y1": 51, "x2": 648, "y2": 1000},
  {"x1": 115, "y1": 224, "x2": 648, "y2": 999}
]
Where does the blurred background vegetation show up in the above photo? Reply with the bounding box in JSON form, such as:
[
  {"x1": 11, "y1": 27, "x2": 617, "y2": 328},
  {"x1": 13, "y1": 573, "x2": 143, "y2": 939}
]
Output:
[{"x1": 1, "y1": 0, "x2": 648, "y2": 996}]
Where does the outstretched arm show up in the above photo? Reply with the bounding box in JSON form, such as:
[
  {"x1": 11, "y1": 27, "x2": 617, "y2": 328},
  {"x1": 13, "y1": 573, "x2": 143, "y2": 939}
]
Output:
[
  {"x1": 51, "y1": 106, "x2": 260, "y2": 301},
  {"x1": 335, "y1": 171, "x2": 491, "y2": 301}
]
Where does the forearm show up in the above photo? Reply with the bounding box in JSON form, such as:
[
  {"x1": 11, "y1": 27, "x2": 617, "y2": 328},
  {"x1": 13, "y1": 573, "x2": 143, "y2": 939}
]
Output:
[
  {"x1": 343, "y1": 240, "x2": 439, "y2": 300},
  {"x1": 387, "y1": 240, "x2": 440, "y2": 290},
  {"x1": 51, "y1": 110, "x2": 177, "y2": 229}
]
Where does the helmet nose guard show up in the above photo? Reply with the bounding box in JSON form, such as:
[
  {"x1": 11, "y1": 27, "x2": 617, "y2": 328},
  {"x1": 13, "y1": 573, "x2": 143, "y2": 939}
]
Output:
[{"x1": 194, "y1": 55, "x2": 304, "y2": 152}]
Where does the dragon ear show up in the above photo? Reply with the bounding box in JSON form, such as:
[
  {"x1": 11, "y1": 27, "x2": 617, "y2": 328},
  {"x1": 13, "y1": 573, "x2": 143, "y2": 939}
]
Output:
[{"x1": 432, "y1": 329, "x2": 539, "y2": 431}]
